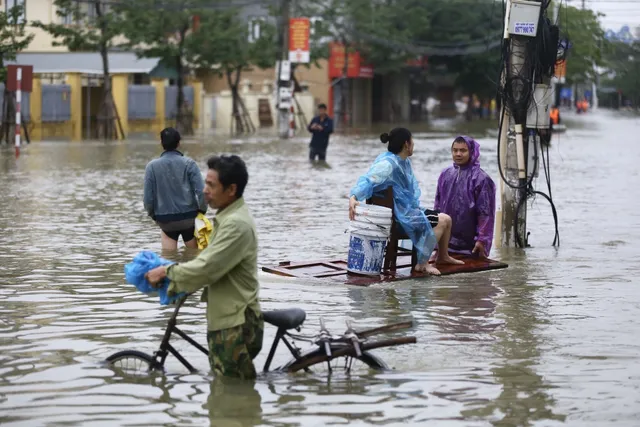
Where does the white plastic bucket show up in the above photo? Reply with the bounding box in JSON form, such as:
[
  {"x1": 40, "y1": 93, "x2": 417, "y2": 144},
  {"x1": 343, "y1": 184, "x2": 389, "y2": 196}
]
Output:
[{"x1": 347, "y1": 204, "x2": 393, "y2": 275}]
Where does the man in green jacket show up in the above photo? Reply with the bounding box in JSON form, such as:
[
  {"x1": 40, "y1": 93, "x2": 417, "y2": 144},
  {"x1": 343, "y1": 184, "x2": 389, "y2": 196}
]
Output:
[{"x1": 145, "y1": 154, "x2": 262, "y2": 380}]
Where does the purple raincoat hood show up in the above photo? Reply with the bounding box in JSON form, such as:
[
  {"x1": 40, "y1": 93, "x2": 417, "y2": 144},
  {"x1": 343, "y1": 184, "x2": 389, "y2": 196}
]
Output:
[{"x1": 453, "y1": 135, "x2": 480, "y2": 168}]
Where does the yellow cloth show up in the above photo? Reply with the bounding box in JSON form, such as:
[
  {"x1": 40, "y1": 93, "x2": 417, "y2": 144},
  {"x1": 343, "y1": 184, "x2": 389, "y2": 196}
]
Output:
[{"x1": 194, "y1": 212, "x2": 213, "y2": 249}]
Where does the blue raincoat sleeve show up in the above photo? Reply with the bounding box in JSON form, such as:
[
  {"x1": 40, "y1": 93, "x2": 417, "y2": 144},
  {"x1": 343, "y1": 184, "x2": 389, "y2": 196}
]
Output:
[
  {"x1": 124, "y1": 251, "x2": 186, "y2": 305},
  {"x1": 349, "y1": 155, "x2": 394, "y2": 201}
]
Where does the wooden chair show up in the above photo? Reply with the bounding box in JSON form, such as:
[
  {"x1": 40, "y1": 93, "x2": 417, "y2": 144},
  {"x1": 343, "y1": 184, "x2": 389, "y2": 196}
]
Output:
[{"x1": 366, "y1": 187, "x2": 418, "y2": 272}]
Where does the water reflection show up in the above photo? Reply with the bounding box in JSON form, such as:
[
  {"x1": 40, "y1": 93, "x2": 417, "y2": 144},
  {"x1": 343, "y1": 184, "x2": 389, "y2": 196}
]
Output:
[
  {"x1": 429, "y1": 277, "x2": 502, "y2": 339},
  {"x1": 208, "y1": 377, "x2": 263, "y2": 427},
  {"x1": 464, "y1": 250, "x2": 565, "y2": 426},
  {"x1": 1, "y1": 111, "x2": 640, "y2": 425}
]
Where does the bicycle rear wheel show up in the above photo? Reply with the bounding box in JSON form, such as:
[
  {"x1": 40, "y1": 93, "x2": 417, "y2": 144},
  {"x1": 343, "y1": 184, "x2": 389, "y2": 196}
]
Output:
[
  {"x1": 105, "y1": 350, "x2": 162, "y2": 376},
  {"x1": 281, "y1": 346, "x2": 388, "y2": 374}
]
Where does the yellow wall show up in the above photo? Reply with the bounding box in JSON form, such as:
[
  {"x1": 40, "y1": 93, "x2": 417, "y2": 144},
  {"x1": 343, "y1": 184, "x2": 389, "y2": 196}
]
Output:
[
  {"x1": 111, "y1": 74, "x2": 129, "y2": 139},
  {"x1": 151, "y1": 78, "x2": 167, "y2": 134},
  {"x1": 30, "y1": 77, "x2": 43, "y2": 140},
  {"x1": 31, "y1": 72, "x2": 201, "y2": 140},
  {"x1": 24, "y1": 0, "x2": 129, "y2": 52},
  {"x1": 198, "y1": 60, "x2": 330, "y2": 106},
  {"x1": 191, "y1": 80, "x2": 202, "y2": 130},
  {"x1": 129, "y1": 120, "x2": 156, "y2": 134},
  {"x1": 66, "y1": 73, "x2": 82, "y2": 141}
]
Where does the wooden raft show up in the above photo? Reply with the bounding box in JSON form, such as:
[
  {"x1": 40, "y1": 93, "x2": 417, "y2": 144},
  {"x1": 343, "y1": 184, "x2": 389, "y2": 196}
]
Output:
[{"x1": 262, "y1": 252, "x2": 509, "y2": 287}]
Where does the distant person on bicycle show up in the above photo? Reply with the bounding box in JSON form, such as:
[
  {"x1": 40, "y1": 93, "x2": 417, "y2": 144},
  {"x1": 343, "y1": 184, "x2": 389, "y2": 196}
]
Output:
[
  {"x1": 348, "y1": 127, "x2": 463, "y2": 276},
  {"x1": 145, "y1": 155, "x2": 263, "y2": 380},
  {"x1": 143, "y1": 127, "x2": 207, "y2": 250},
  {"x1": 307, "y1": 103, "x2": 334, "y2": 162}
]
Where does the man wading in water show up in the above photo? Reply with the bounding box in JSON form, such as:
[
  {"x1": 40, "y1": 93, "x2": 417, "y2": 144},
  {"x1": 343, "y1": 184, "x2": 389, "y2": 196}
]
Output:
[
  {"x1": 145, "y1": 155, "x2": 263, "y2": 379},
  {"x1": 307, "y1": 103, "x2": 334, "y2": 163},
  {"x1": 143, "y1": 127, "x2": 207, "y2": 250}
]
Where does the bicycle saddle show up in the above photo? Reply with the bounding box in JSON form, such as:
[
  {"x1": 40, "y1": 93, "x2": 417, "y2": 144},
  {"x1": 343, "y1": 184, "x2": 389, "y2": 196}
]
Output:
[{"x1": 263, "y1": 308, "x2": 306, "y2": 330}]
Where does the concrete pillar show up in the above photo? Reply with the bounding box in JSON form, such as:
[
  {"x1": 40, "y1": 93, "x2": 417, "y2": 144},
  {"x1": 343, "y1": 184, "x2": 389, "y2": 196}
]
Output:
[
  {"x1": 152, "y1": 77, "x2": 166, "y2": 134},
  {"x1": 66, "y1": 73, "x2": 82, "y2": 141},
  {"x1": 191, "y1": 80, "x2": 203, "y2": 130},
  {"x1": 111, "y1": 74, "x2": 129, "y2": 139},
  {"x1": 30, "y1": 76, "x2": 42, "y2": 141}
]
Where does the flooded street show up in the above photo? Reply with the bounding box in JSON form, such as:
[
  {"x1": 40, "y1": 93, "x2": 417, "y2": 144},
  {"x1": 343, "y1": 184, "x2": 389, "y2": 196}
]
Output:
[{"x1": 1, "y1": 109, "x2": 639, "y2": 426}]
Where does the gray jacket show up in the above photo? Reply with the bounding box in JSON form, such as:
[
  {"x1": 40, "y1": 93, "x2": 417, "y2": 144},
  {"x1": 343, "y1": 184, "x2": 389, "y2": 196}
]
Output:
[{"x1": 143, "y1": 150, "x2": 207, "y2": 222}]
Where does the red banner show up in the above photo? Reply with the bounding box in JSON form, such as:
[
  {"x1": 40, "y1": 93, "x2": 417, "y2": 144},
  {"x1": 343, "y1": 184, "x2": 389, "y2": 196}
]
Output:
[
  {"x1": 328, "y1": 42, "x2": 373, "y2": 79},
  {"x1": 289, "y1": 18, "x2": 310, "y2": 63}
]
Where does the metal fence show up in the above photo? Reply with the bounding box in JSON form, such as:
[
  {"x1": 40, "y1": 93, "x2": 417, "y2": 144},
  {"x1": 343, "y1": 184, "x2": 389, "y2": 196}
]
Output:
[
  {"x1": 128, "y1": 85, "x2": 156, "y2": 120},
  {"x1": 41, "y1": 84, "x2": 71, "y2": 122},
  {"x1": 165, "y1": 86, "x2": 194, "y2": 119}
]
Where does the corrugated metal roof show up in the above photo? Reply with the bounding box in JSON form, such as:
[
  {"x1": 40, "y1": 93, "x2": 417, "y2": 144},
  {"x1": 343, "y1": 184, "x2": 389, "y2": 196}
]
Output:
[{"x1": 6, "y1": 52, "x2": 162, "y2": 75}]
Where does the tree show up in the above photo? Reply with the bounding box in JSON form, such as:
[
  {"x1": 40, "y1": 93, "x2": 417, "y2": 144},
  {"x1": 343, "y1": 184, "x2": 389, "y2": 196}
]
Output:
[
  {"x1": 602, "y1": 40, "x2": 640, "y2": 107},
  {"x1": 296, "y1": 0, "x2": 431, "y2": 127},
  {"x1": 188, "y1": 7, "x2": 277, "y2": 135},
  {"x1": 556, "y1": 3, "x2": 605, "y2": 84},
  {"x1": 419, "y1": 0, "x2": 503, "y2": 107},
  {"x1": 119, "y1": 0, "x2": 203, "y2": 134},
  {"x1": 33, "y1": 0, "x2": 125, "y2": 139},
  {"x1": 0, "y1": 4, "x2": 33, "y2": 144}
]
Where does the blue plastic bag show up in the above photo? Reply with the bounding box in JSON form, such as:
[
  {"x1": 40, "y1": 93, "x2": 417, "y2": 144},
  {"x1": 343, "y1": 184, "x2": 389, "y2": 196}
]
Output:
[{"x1": 124, "y1": 251, "x2": 186, "y2": 305}]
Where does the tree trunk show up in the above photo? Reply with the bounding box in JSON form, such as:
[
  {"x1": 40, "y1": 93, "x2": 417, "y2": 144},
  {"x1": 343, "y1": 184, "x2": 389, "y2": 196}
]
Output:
[
  {"x1": 96, "y1": 0, "x2": 121, "y2": 140},
  {"x1": 227, "y1": 68, "x2": 244, "y2": 135},
  {"x1": 175, "y1": 24, "x2": 192, "y2": 135}
]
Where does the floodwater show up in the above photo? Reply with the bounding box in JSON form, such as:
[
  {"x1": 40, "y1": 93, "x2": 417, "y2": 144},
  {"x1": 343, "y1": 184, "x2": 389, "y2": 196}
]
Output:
[{"x1": 0, "y1": 109, "x2": 639, "y2": 426}]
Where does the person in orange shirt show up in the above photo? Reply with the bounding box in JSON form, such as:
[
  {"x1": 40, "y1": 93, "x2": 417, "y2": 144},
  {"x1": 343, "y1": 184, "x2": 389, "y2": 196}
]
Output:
[{"x1": 550, "y1": 105, "x2": 560, "y2": 125}]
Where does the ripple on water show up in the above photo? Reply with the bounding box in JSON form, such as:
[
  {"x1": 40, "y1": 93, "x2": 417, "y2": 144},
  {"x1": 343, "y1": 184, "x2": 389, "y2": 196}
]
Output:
[{"x1": 1, "y1": 112, "x2": 640, "y2": 425}]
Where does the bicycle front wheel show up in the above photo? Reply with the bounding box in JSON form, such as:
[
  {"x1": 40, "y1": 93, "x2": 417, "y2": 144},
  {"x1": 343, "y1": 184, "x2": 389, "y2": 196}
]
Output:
[
  {"x1": 281, "y1": 346, "x2": 388, "y2": 374},
  {"x1": 105, "y1": 350, "x2": 163, "y2": 376}
]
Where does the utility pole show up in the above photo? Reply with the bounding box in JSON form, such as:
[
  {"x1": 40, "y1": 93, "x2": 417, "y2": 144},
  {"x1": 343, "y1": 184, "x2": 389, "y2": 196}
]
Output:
[
  {"x1": 277, "y1": 0, "x2": 291, "y2": 139},
  {"x1": 495, "y1": 0, "x2": 544, "y2": 249}
]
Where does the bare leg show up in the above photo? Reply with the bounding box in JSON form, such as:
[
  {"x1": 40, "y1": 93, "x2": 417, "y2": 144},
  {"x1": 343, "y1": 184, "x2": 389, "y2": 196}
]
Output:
[
  {"x1": 161, "y1": 231, "x2": 178, "y2": 251},
  {"x1": 433, "y1": 214, "x2": 464, "y2": 265},
  {"x1": 184, "y1": 238, "x2": 198, "y2": 249}
]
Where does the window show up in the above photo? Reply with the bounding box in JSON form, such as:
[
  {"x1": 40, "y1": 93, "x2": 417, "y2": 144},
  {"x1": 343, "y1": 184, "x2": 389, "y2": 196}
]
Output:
[
  {"x1": 247, "y1": 17, "x2": 265, "y2": 43},
  {"x1": 5, "y1": 0, "x2": 26, "y2": 24},
  {"x1": 60, "y1": 1, "x2": 111, "y2": 25}
]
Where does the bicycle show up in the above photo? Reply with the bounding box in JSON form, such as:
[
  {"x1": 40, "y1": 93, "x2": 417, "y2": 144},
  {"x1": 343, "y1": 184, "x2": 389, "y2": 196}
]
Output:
[{"x1": 104, "y1": 295, "x2": 417, "y2": 375}]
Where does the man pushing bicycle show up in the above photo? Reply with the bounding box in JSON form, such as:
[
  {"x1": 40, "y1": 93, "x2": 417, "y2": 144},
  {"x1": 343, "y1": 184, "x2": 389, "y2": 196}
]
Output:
[{"x1": 145, "y1": 154, "x2": 262, "y2": 380}]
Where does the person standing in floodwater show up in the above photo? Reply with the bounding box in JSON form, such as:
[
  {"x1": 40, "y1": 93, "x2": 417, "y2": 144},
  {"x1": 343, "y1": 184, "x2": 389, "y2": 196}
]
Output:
[
  {"x1": 307, "y1": 103, "x2": 334, "y2": 162},
  {"x1": 143, "y1": 127, "x2": 207, "y2": 250}
]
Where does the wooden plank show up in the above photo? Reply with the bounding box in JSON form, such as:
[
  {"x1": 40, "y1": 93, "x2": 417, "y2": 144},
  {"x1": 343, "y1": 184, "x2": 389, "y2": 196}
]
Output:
[{"x1": 261, "y1": 253, "x2": 508, "y2": 286}]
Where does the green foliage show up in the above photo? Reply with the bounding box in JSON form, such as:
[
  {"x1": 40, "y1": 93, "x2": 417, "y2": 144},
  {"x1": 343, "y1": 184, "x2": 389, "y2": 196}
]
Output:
[
  {"x1": 297, "y1": 0, "x2": 431, "y2": 72},
  {"x1": 32, "y1": 0, "x2": 121, "y2": 52},
  {"x1": 0, "y1": 4, "x2": 34, "y2": 82},
  {"x1": 602, "y1": 40, "x2": 640, "y2": 103},
  {"x1": 187, "y1": 7, "x2": 277, "y2": 81},
  {"x1": 117, "y1": 0, "x2": 199, "y2": 68},
  {"x1": 420, "y1": 0, "x2": 503, "y2": 98},
  {"x1": 556, "y1": 2, "x2": 605, "y2": 84}
]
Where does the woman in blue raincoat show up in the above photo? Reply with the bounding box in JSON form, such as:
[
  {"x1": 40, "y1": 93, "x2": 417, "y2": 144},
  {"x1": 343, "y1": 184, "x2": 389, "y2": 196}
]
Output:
[{"x1": 348, "y1": 127, "x2": 463, "y2": 276}]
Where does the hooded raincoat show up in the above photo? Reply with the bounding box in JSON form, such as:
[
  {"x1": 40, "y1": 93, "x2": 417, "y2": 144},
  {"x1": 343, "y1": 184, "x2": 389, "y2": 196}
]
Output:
[
  {"x1": 434, "y1": 136, "x2": 496, "y2": 255},
  {"x1": 349, "y1": 151, "x2": 437, "y2": 264}
]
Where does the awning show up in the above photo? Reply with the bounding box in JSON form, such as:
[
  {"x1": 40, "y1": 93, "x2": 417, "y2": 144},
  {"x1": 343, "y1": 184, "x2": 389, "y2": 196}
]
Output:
[{"x1": 6, "y1": 52, "x2": 163, "y2": 75}]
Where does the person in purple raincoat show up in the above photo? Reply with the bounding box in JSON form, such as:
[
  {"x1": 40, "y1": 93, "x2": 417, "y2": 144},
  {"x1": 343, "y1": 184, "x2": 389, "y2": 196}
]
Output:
[{"x1": 434, "y1": 136, "x2": 496, "y2": 258}]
